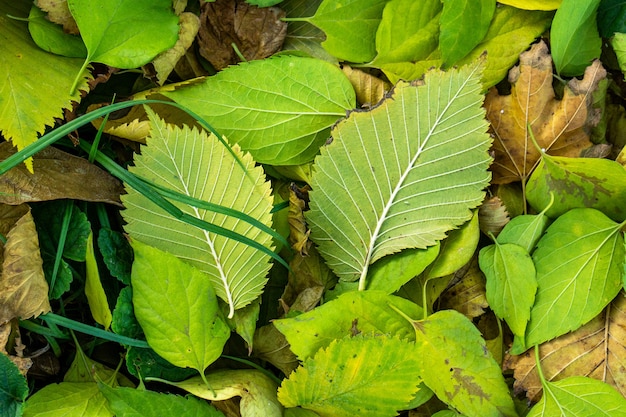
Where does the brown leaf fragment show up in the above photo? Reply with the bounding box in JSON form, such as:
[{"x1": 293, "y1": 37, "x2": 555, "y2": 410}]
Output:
[
  {"x1": 436, "y1": 256, "x2": 488, "y2": 319},
  {"x1": 35, "y1": 0, "x2": 79, "y2": 35},
  {"x1": 197, "y1": 0, "x2": 287, "y2": 70},
  {"x1": 0, "y1": 142, "x2": 123, "y2": 206},
  {"x1": 478, "y1": 196, "x2": 510, "y2": 237},
  {"x1": 504, "y1": 291, "x2": 626, "y2": 402},
  {"x1": 485, "y1": 41, "x2": 606, "y2": 184},
  {"x1": 0, "y1": 321, "x2": 32, "y2": 376},
  {"x1": 341, "y1": 66, "x2": 391, "y2": 108},
  {"x1": 0, "y1": 209, "x2": 50, "y2": 324},
  {"x1": 252, "y1": 324, "x2": 299, "y2": 376}
]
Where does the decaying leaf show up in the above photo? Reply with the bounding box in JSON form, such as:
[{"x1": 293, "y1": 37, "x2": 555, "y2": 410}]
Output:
[
  {"x1": 478, "y1": 196, "x2": 510, "y2": 237},
  {"x1": 505, "y1": 291, "x2": 626, "y2": 402},
  {"x1": 0, "y1": 322, "x2": 32, "y2": 376},
  {"x1": 197, "y1": 0, "x2": 287, "y2": 70},
  {"x1": 436, "y1": 256, "x2": 488, "y2": 319},
  {"x1": 485, "y1": 41, "x2": 606, "y2": 184},
  {"x1": 252, "y1": 324, "x2": 299, "y2": 376},
  {"x1": 0, "y1": 143, "x2": 123, "y2": 206},
  {"x1": 341, "y1": 66, "x2": 390, "y2": 108},
  {"x1": 35, "y1": 0, "x2": 79, "y2": 35}
]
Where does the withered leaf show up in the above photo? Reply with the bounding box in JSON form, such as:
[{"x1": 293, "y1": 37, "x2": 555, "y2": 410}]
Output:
[
  {"x1": 485, "y1": 41, "x2": 606, "y2": 184},
  {"x1": 478, "y1": 196, "x2": 510, "y2": 237},
  {"x1": 341, "y1": 66, "x2": 390, "y2": 108},
  {"x1": 504, "y1": 291, "x2": 626, "y2": 402},
  {"x1": 436, "y1": 255, "x2": 488, "y2": 319},
  {"x1": 35, "y1": 0, "x2": 79, "y2": 35},
  {"x1": 0, "y1": 322, "x2": 32, "y2": 375},
  {"x1": 252, "y1": 324, "x2": 299, "y2": 376},
  {"x1": 0, "y1": 209, "x2": 50, "y2": 324},
  {"x1": 0, "y1": 142, "x2": 123, "y2": 206},
  {"x1": 197, "y1": 0, "x2": 287, "y2": 70}
]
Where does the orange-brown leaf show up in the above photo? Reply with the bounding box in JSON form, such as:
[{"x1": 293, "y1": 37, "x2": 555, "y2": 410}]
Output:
[{"x1": 485, "y1": 41, "x2": 606, "y2": 184}]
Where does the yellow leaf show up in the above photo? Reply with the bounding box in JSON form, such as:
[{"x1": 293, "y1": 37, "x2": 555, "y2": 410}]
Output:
[
  {"x1": 498, "y1": 0, "x2": 561, "y2": 10},
  {"x1": 85, "y1": 232, "x2": 112, "y2": 330}
]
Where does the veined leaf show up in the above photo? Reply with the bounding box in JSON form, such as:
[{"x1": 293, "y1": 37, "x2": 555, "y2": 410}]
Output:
[
  {"x1": 613, "y1": 33, "x2": 626, "y2": 74},
  {"x1": 307, "y1": 61, "x2": 492, "y2": 288},
  {"x1": 122, "y1": 109, "x2": 274, "y2": 317},
  {"x1": 0, "y1": 354, "x2": 28, "y2": 417},
  {"x1": 496, "y1": 211, "x2": 550, "y2": 254},
  {"x1": 598, "y1": 0, "x2": 626, "y2": 37},
  {"x1": 23, "y1": 382, "x2": 111, "y2": 417},
  {"x1": 281, "y1": 0, "x2": 338, "y2": 63}
]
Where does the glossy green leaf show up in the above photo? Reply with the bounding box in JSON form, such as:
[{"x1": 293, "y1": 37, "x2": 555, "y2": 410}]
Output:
[
  {"x1": 164, "y1": 56, "x2": 355, "y2": 165},
  {"x1": 0, "y1": 354, "x2": 28, "y2": 417},
  {"x1": 527, "y1": 155, "x2": 626, "y2": 222},
  {"x1": 611, "y1": 32, "x2": 626, "y2": 76},
  {"x1": 598, "y1": 0, "x2": 626, "y2": 37},
  {"x1": 496, "y1": 212, "x2": 550, "y2": 254},
  {"x1": 98, "y1": 384, "x2": 225, "y2": 417},
  {"x1": 28, "y1": 4, "x2": 87, "y2": 58},
  {"x1": 439, "y1": 0, "x2": 496, "y2": 65},
  {"x1": 84, "y1": 232, "x2": 112, "y2": 330},
  {"x1": 527, "y1": 377, "x2": 626, "y2": 417},
  {"x1": 550, "y1": 0, "x2": 602, "y2": 76},
  {"x1": 98, "y1": 228, "x2": 132, "y2": 285},
  {"x1": 130, "y1": 240, "x2": 230, "y2": 374},
  {"x1": 479, "y1": 242, "x2": 537, "y2": 337},
  {"x1": 278, "y1": 335, "x2": 422, "y2": 417},
  {"x1": 307, "y1": 62, "x2": 491, "y2": 288},
  {"x1": 122, "y1": 109, "x2": 275, "y2": 317},
  {"x1": 281, "y1": 0, "x2": 338, "y2": 63},
  {"x1": 497, "y1": 0, "x2": 560, "y2": 9},
  {"x1": 274, "y1": 290, "x2": 422, "y2": 360},
  {"x1": 111, "y1": 287, "x2": 142, "y2": 340},
  {"x1": 523, "y1": 208, "x2": 625, "y2": 348},
  {"x1": 23, "y1": 382, "x2": 111, "y2": 417},
  {"x1": 66, "y1": 0, "x2": 179, "y2": 92}
]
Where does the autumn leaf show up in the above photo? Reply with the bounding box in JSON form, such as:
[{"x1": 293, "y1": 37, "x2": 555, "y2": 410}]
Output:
[{"x1": 485, "y1": 40, "x2": 606, "y2": 185}]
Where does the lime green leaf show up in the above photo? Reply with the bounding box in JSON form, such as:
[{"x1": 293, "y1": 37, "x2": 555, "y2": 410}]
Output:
[
  {"x1": 496, "y1": 212, "x2": 550, "y2": 254},
  {"x1": 278, "y1": 335, "x2": 422, "y2": 417},
  {"x1": 164, "y1": 55, "x2": 355, "y2": 165},
  {"x1": 98, "y1": 384, "x2": 225, "y2": 417},
  {"x1": 274, "y1": 290, "x2": 422, "y2": 359},
  {"x1": 497, "y1": 0, "x2": 560, "y2": 9},
  {"x1": 479, "y1": 242, "x2": 537, "y2": 337},
  {"x1": 23, "y1": 382, "x2": 111, "y2": 417},
  {"x1": 523, "y1": 208, "x2": 624, "y2": 348},
  {"x1": 111, "y1": 287, "x2": 142, "y2": 339},
  {"x1": 412, "y1": 310, "x2": 518, "y2": 417},
  {"x1": 285, "y1": 409, "x2": 321, "y2": 417},
  {"x1": 598, "y1": 0, "x2": 626, "y2": 37},
  {"x1": 527, "y1": 155, "x2": 626, "y2": 222},
  {"x1": 0, "y1": 0, "x2": 90, "y2": 172},
  {"x1": 0, "y1": 354, "x2": 28, "y2": 417},
  {"x1": 307, "y1": 62, "x2": 492, "y2": 288},
  {"x1": 613, "y1": 32, "x2": 626, "y2": 74},
  {"x1": 164, "y1": 369, "x2": 282, "y2": 417},
  {"x1": 366, "y1": 245, "x2": 440, "y2": 293},
  {"x1": 121, "y1": 110, "x2": 274, "y2": 317},
  {"x1": 85, "y1": 232, "x2": 112, "y2": 330},
  {"x1": 439, "y1": 0, "x2": 496, "y2": 66},
  {"x1": 527, "y1": 377, "x2": 626, "y2": 417},
  {"x1": 281, "y1": 0, "x2": 338, "y2": 63},
  {"x1": 550, "y1": 0, "x2": 602, "y2": 77},
  {"x1": 66, "y1": 0, "x2": 179, "y2": 92},
  {"x1": 28, "y1": 4, "x2": 87, "y2": 58},
  {"x1": 130, "y1": 240, "x2": 230, "y2": 374}
]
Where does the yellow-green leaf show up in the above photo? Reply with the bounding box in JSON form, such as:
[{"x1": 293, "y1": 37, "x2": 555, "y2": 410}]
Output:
[
  {"x1": 23, "y1": 382, "x2": 112, "y2": 417},
  {"x1": 497, "y1": 0, "x2": 561, "y2": 10},
  {"x1": 84, "y1": 231, "x2": 112, "y2": 330}
]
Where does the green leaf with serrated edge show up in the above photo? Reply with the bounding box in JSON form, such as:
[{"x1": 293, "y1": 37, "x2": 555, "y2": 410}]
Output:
[
  {"x1": 496, "y1": 212, "x2": 550, "y2": 254},
  {"x1": 281, "y1": 0, "x2": 338, "y2": 63},
  {"x1": 130, "y1": 240, "x2": 230, "y2": 374},
  {"x1": 23, "y1": 382, "x2": 111, "y2": 417},
  {"x1": 112, "y1": 287, "x2": 142, "y2": 339},
  {"x1": 0, "y1": 354, "x2": 28, "y2": 417},
  {"x1": 66, "y1": 0, "x2": 178, "y2": 92},
  {"x1": 121, "y1": 109, "x2": 274, "y2": 318},
  {"x1": 164, "y1": 55, "x2": 355, "y2": 165},
  {"x1": 439, "y1": 0, "x2": 496, "y2": 66},
  {"x1": 161, "y1": 370, "x2": 282, "y2": 417},
  {"x1": 98, "y1": 228, "x2": 132, "y2": 285},
  {"x1": 366, "y1": 244, "x2": 440, "y2": 293},
  {"x1": 614, "y1": 33, "x2": 626, "y2": 74},
  {"x1": 410, "y1": 310, "x2": 518, "y2": 417},
  {"x1": 0, "y1": 0, "x2": 90, "y2": 172},
  {"x1": 98, "y1": 384, "x2": 225, "y2": 417},
  {"x1": 479, "y1": 242, "x2": 537, "y2": 337},
  {"x1": 550, "y1": 0, "x2": 601, "y2": 77},
  {"x1": 307, "y1": 62, "x2": 491, "y2": 288},
  {"x1": 598, "y1": 0, "x2": 626, "y2": 37},
  {"x1": 125, "y1": 347, "x2": 196, "y2": 382},
  {"x1": 278, "y1": 335, "x2": 422, "y2": 417},
  {"x1": 28, "y1": 4, "x2": 87, "y2": 58},
  {"x1": 527, "y1": 155, "x2": 626, "y2": 222},
  {"x1": 85, "y1": 232, "x2": 112, "y2": 330},
  {"x1": 425, "y1": 211, "x2": 480, "y2": 279},
  {"x1": 520, "y1": 208, "x2": 625, "y2": 350},
  {"x1": 527, "y1": 377, "x2": 626, "y2": 417},
  {"x1": 274, "y1": 290, "x2": 422, "y2": 360}
]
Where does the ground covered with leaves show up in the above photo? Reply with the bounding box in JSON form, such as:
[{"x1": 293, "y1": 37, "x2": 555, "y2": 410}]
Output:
[{"x1": 2, "y1": 0, "x2": 626, "y2": 416}]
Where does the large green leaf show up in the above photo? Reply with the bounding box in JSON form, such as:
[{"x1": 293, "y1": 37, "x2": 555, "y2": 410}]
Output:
[
  {"x1": 277, "y1": 335, "x2": 422, "y2": 417},
  {"x1": 121, "y1": 109, "x2": 274, "y2": 317},
  {"x1": 164, "y1": 56, "x2": 355, "y2": 165},
  {"x1": 307, "y1": 61, "x2": 492, "y2": 289},
  {"x1": 23, "y1": 382, "x2": 111, "y2": 417}
]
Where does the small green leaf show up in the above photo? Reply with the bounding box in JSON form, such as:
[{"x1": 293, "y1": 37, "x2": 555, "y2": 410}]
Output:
[
  {"x1": 439, "y1": 0, "x2": 496, "y2": 66},
  {"x1": 598, "y1": 0, "x2": 626, "y2": 37},
  {"x1": 274, "y1": 290, "x2": 422, "y2": 360},
  {"x1": 412, "y1": 310, "x2": 518, "y2": 417},
  {"x1": 496, "y1": 212, "x2": 550, "y2": 254},
  {"x1": 111, "y1": 287, "x2": 142, "y2": 340},
  {"x1": 130, "y1": 240, "x2": 230, "y2": 374},
  {"x1": 523, "y1": 208, "x2": 624, "y2": 348},
  {"x1": 278, "y1": 335, "x2": 422, "y2": 417},
  {"x1": 98, "y1": 384, "x2": 225, "y2": 417},
  {"x1": 479, "y1": 242, "x2": 537, "y2": 337},
  {"x1": 28, "y1": 4, "x2": 87, "y2": 58},
  {"x1": 611, "y1": 33, "x2": 626, "y2": 82},
  {"x1": 550, "y1": 0, "x2": 602, "y2": 77},
  {"x1": 98, "y1": 228, "x2": 133, "y2": 285},
  {"x1": 527, "y1": 377, "x2": 626, "y2": 417},
  {"x1": 85, "y1": 231, "x2": 112, "y2": 330},
  {"x1": 527, "y1": 155, "x2": 626, "y2": 222},
  {"x1": 0, "y1": 354, "x2": 28, "y2": 417},
  {"x1": 23, "y1": 382, "x2": 111, "y2": 417},
  {"x1": 164, "y1": 55, "x2": 355, "y2": 165}
]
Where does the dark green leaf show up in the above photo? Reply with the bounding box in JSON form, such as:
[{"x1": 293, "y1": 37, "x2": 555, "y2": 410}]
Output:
[
  {"x1": 0, "y1": 354, "x2": 28, "y2": 417},
  {"x1": 111, "y1": 287, "x2": 142, "y2": 340},
  {"x1": 597, "y1": 0, "x2": 626, "y2": 37},
  {"x1": 125, "y1": 347, "x2": 197, "y2": 382},
  {"x1": 28, "y1": 4, "x2": 87, "y2": 58},
  {"x1": 98, "y1": 228, "x2": 133, "y2": 285}
]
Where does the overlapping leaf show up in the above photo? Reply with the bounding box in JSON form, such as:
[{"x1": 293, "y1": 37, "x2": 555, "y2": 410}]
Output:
[{"x1": 307, "y1": 61, "x2": 492, "y2": 288}]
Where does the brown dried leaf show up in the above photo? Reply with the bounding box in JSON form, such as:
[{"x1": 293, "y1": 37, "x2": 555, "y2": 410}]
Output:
[
  {"x1": 478, "y1": 196, "x2": 510, "y2": 237},
  {"x1": 436, "y1": 255, "x2": 488, "y2": 319},
  {"x1": 0, "y1": 210, "x2": 50, "y2": 324},
  {"x1": 341, "y1": 66, "x2": 391, "y2": 108},
  {"x1": 197, "y1": 0, "x2": 287, "y2": 70},
  {"x1": 0, "y1": 321, "x2": 32, "y2": 376},
  {"x1": 0, "y1": 142, "x2": 123, "y2": 206},
  {"x1": 252, "y1": 324, "x2": 299, "y2": 376},
  {"x1": 35, "y1": 0, "x2": 79, "y2": 35},
  {"x1": 504, "y1": 291, "x2": 626, "y2": 402},
  {"x1": 485, "y1": 41, "x2": 606, "y2": 184}
]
